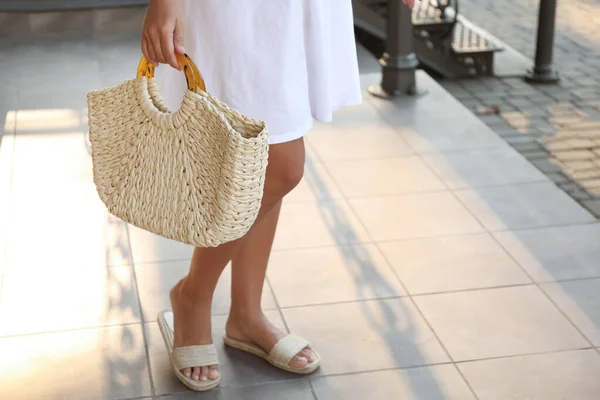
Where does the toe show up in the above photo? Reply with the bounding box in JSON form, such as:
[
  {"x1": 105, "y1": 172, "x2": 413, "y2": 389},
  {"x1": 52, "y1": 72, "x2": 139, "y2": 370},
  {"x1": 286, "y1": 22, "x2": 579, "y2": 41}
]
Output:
[
  {"x1": 208, "y1": 365, "x2": 220, "y2": 380},
  {"x1": 182, "y1": 367, "x2": 192, "y2": 378},
  {"x1": 200, "y1": 366, "x2": 209, "y2": 381},
  {"x1": 289, "y1": 354, "x2": 308, "y2": 369},
  {"x1": 191, "y1": 367, "x2": 201, "y2": 381},
  {"x1": 301, "y1": 348, "x2": 315, "y2": 363}
]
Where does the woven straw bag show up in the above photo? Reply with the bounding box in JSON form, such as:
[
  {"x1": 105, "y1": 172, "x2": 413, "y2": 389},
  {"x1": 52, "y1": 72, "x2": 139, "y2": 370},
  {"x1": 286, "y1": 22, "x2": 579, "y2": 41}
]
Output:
[{"x1": 86, "y1": 54, "x2": 269, "y2": 247}]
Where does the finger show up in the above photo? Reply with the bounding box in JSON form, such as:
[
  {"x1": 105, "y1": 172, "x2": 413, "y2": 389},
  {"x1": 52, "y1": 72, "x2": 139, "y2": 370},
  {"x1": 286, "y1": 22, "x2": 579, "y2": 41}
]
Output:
[
  {"x1": 162, "y1": 28, "x2": 180, "y2": 70},
  {"x1": 173, "y1": 18, "x2": 186, "y2": 54},
  {"x1": 142, "y1": 36, "x2": 152, "y2": 64},
  {"x1": 147, "y1": 36, "x2": 160, "y2": 66},
  {"x1": 151, "y1": 31, "x2": 167, "y2": 64}
]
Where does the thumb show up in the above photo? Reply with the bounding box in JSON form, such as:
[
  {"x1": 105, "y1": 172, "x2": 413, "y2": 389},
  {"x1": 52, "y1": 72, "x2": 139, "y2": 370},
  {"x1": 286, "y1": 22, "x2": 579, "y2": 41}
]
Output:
[{"x1": 174, "y1": 19, "x2": 186, "y2": 54}]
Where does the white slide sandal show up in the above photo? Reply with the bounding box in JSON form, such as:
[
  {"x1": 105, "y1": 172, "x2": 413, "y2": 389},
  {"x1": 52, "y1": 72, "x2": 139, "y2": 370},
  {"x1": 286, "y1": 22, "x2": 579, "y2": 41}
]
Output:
[
  {"x1": 157, "y1": 310, "x2": 221, "y2": 392},
  {"x1": 223, "y1": 333, "x2": 321, "y2": 375}
]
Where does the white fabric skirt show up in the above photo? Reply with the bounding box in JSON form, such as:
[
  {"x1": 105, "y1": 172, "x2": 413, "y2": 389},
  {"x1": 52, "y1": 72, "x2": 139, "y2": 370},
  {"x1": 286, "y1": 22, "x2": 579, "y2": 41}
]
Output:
[{"x1": 156, "y1": 0, "x2": 363, "y2": 145}]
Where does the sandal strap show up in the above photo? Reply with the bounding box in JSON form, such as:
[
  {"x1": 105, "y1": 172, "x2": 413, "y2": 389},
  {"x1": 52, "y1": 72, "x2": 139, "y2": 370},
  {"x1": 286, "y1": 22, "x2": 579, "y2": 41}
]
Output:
[
  {"x1": 172, "y1": 345, "x2": 219, "y2": 370},
  {"x1": 268, "y1": 334, "x2": 310, "y2": 366}
]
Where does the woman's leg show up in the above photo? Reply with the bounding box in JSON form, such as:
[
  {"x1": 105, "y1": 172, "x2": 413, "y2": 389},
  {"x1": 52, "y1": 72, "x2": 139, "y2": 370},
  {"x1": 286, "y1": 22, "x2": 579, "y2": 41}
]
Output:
[
  {"x1": 226, "y1": 138, "x2": 315, "y2": 368},
  {"x1": 226, "y1": 198, "x2": 316, "y2": 369},
  {"x1": 169, "y1": 138, "x2": 306, "y2": 382}
]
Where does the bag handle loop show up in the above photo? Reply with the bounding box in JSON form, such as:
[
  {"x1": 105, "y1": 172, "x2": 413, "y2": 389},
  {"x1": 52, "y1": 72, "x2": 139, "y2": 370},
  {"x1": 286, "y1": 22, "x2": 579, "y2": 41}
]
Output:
[{"x1": 136, "y1": 53, "x2": 207, "y2": 93}]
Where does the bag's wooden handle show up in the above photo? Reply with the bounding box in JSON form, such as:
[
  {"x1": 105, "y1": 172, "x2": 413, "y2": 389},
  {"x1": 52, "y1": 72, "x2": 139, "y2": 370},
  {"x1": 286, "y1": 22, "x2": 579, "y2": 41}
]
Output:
[{"x1": 136, "y1": 53, "x2": 206, "y2": 92}]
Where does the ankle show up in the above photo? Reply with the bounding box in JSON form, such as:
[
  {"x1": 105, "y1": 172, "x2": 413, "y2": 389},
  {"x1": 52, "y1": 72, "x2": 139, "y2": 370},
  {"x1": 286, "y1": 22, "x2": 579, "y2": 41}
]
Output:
[
  {"x1": 229, "y1": 304, "x2": 264, "y2": 323},
  {"x1": 170, "y1": 277, "x2": 213, "y2": 311},
  {"x1": 226, "y1": 308, "x2": 265, "y2": 333}
]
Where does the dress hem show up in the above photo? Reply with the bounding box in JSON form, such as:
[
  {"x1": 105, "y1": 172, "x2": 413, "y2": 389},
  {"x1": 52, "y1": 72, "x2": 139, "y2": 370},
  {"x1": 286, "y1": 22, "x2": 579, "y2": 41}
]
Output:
[
  {"x1": 267, "y1": 119, "x2": 315, "y2": 145},
  {"x1": 266, "y1": 97, "x2": 364, "y2": 145}
]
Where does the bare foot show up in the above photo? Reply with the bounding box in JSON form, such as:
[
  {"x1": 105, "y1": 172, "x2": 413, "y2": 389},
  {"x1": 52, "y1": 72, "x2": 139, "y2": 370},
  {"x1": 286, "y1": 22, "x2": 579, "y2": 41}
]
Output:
[
  {"x1": 225, "y1": 312, "x2": 316, "y2": 369},
  {"x1": 170, "y1": 279, "x2": 220, "y2": 382}
]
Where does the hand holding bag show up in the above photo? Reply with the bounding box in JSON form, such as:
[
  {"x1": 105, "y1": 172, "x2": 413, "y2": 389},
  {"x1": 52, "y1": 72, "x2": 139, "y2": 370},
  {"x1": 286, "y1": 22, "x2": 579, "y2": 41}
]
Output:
[{"x1": 86, "y1": 54, "x2": 269, "y2": 247}]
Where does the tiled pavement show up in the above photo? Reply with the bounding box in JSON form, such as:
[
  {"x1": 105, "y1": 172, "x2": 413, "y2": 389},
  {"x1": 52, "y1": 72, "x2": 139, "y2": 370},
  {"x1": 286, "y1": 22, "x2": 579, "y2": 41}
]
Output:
[
  {"x1": 436, "y1": 0, "x2": 600, "y2": 217},
  {"x1": 1, "y1": 7, "x2": 600, "y2": 400}
]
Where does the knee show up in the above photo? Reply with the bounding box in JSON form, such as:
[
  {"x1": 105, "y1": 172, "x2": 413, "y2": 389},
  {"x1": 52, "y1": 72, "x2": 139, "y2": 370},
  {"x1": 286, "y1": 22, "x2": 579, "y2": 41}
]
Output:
[
  {"x1": 263, "y1": 139, "x2": 306, "y2": 200},
  {"x1": 270, "y1": 161, "x2": 304, "y2": 198}
]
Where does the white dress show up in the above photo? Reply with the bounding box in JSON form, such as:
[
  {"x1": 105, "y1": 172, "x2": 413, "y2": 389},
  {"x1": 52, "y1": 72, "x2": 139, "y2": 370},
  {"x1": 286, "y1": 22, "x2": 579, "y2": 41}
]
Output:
[{"x1": 156, "y1": 0, "x2": 363, "y2": 145}]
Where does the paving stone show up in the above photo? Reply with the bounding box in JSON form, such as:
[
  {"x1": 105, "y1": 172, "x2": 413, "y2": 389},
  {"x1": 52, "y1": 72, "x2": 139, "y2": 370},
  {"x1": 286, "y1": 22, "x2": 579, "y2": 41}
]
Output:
[
  {"x1": 459, "y1": 350, "x2": 600, "y2": 400},
  {"x1": 461, "y1": 99, "x2": 482, "y2": 111},
  {"x1": 563, "y1": 160, "x2": 596, "y2": 171},
  {"x1": 444, "y1": 87, "x2": 473, "y2": 98},
  {"x1": 527, "y1": 93, "x2": 555, "y2": 103},
  {"x1": 570, "y1": 190, "x2": 593, "y2": 200},
  {"x1": 553, "y1": 150, "x2": 596, "y2": 162},
  {"x1": 502, "y1": 77, "x2": 527, "y2": 88},
  {"x1": 510, "y1": 140, "x2": 545, "y2": 152},
  {"x1": 579, "y1": 130, "x2": 600, "y2": 139},
  {"x1": 520, "y1": 107, "x2": 548, "y2": 118},
  {"x1": 546, "y1": 172, "x2": 570, "y2": 184},
  {"x1": 558, "y1": 181, "x2": 585, "y2": 192},
  {"x1": 0, "y1": 325, "x2": 152, "y2": 400},
  {"x1": 571, "y1": 169, "x2": 600, "y2": 180},
  {"x1": 549, "y1": 91, "x2": 575, "y2": 101},
  {"x1": 480, "y1": 78, "x2": 506, "y2": 89},
  {"x1": 494, "y1": 128, "x2": 527, "y2": 138},
  {"x1": 573, "y1": 88, "x2": 600, "y2": 100},
  {"x1": 581, "y1": 179, "x2": 600, "y2": 190},
  {"x1": 451, "y1": 90, "x2": 476, "y2": 100},
  {"x1": 582, "y1": 199, "x2": 600, "y2": 216},
  {"x1": 494, "y1": 102, "x2": 518, "y2": 112},
  {"x1": 516, "y1": 126, "x2": 547, "y2": 135},
  {"x1": 536, "y1": 124, "x2": 557, "y2": 135},
  {"x1": 530, "y1": 158, "x2": 563, "y2": 173},
  {"x1": 522, "y1": 150, "x2": 550, "y2": 160},
  {"x1": 509, "y1": 87, "x2": 541, "y2": 96},
  {"x1": 549, "y1": 114, "x2": 588, "y2": 126},
  {"x1": 541, "y1": 86, "x2": 570, "y2": 96},
  {"x1": 547, "y1": 107, "x2": 587, "y2": 118},
  {"x1": 577, "y1": 107, "x2": 600, "y2": 121},
  {"x1": 460, "y1": 81, "x2": 493, "y2": 92},
  {"x1": 578, "y1": 63, "x2": 600, "y2": 75},
  {"x1": 544, "y1": 138, "x2": 595, "y2": 151},
  {"x1": 508, "y1": 97, "x2": 534, "y2": 108},
  {"x1": 501, "y1": 112, "x2": 531, "y2": 129},
  {"x1": 478, "y1": 114, "x2": 509, "y2": 126},
  {"x1": 414, "y1": 286, "x2": 589, "y2": 361},
  {"x1": 568, "y1": 121, "x2": 600, "y2": 130},
  {"x1": 440, "y1": 80, "x2": 467, "y2": 91},
  {"x1": 475, "y1": 92, "x2": 508, "y2": 102},
  {"x1": 550, "y1": 130, "x2": 582, "y2": 140},
  {"x1": 546, "y1": 101, "x2": 576, "y2": 112}
]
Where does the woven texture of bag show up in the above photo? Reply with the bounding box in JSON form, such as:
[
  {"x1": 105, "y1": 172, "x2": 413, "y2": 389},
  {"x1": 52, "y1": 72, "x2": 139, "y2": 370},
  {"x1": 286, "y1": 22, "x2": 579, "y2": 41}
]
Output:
[{"x1": 86, "y1": 77, "x2": 269, "y2": 247}]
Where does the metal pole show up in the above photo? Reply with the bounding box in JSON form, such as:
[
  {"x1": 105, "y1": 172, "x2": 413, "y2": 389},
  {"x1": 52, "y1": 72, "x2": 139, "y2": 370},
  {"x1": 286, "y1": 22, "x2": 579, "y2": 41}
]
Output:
[
  {"x1": 369, "y1": 0, "x2": 422, "y2": 98},
  {"x1": 525, "y1": 0, "x2": 559, "y2": 83}
]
